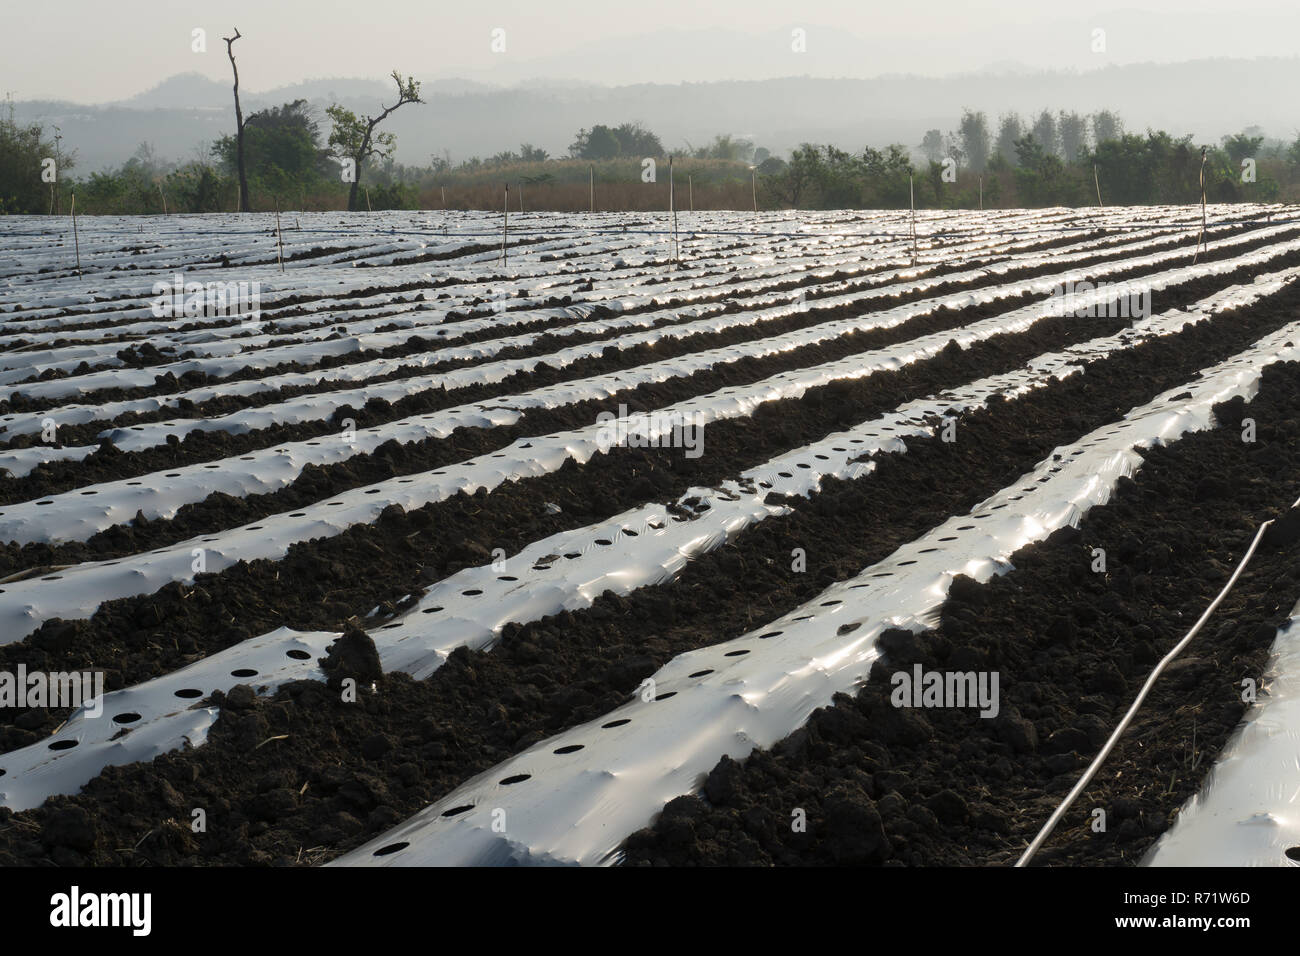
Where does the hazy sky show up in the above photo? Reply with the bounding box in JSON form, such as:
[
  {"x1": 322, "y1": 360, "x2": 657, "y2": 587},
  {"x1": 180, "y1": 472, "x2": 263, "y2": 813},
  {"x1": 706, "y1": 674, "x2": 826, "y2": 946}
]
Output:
[{"x1": 4, "y1": 0, "x2": 1299, "y2": 102}]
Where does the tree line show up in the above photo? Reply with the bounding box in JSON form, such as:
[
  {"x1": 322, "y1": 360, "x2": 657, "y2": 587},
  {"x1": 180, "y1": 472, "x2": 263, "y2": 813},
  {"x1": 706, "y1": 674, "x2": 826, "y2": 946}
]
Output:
[
  {"x1": 758, "y1": 109, "x2": 1293, "y2": 209},
  {"x1": 4, "y1": 91, "x2": 1296, "y2": 214}
]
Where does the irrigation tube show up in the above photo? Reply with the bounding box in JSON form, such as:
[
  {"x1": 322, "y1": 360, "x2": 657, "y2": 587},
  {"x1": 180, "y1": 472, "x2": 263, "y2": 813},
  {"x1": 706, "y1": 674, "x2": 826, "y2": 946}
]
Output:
[{"x1": 1015, "y1": 503, "x2": 1294, "y2": 867}]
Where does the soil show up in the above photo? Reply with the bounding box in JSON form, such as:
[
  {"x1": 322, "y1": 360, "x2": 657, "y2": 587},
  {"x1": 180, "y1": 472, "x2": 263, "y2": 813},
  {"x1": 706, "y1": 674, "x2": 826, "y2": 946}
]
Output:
[
  {"x1": 1, "y1": 289, "x2": 1297, "y2": 866},
  {"x1": 5, "y1": 234, "x2": 1296, "y2": 574},
  {"x1": 620, "y1": 363, "x2": 1300, "y2": 866}
]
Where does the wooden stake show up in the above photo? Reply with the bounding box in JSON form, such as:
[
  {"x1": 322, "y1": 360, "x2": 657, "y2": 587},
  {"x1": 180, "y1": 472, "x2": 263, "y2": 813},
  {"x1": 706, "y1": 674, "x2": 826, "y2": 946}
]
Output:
[
  {"x1": 909, "y1": 174, "x2": 917, "y2": 266},
  {"x1": 669, "y1": 156, "x2": 679, "y2": 267},
  {"x1": 1192, "y1": 147, "x2": 1208, "y2": 264},
  {"x1": 70, "y1": 191, "x2": 81, "y2": 275},
  {"x1": 275, "y1": 200, "x2": 285, "y2": 273},
  {"x1": 502, "y1": 184, "x2": 509, "y2": 264}
]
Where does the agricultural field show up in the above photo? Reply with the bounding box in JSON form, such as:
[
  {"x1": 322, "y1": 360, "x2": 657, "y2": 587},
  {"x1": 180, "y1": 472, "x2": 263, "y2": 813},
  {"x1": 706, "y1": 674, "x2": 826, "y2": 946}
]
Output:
[{"x1": 0, "y1": 206, "x2": 1297, "y2": 868}]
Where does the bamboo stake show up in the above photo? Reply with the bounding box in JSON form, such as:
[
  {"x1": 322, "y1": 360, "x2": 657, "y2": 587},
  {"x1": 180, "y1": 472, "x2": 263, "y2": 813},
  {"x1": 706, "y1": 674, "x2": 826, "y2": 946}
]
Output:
[
  {"x1": 669, "y1": 156, "x2": 679, "y2": 267},
  {"x1": 364, "y1": 186, "x2": 372, "y2": 212},
  {"x1": 979, "y1": 175, "x2": 983, "y2": 210},
  {"x1": 688, "y1": 174, "x2": 694, "y2": 212},
  {"x1": 909, "y1": 174, "x2": 917, "y2": 266},
  {"x1": 1094, "y1": 164, "x2": 1103, "y2": 207},
  {"x1": 1193, "y1": 147, "x2": 1207, "y2": 263},
  {"x1": 158, "y1": 182, "x2": 168, "y2": 215},
  {"x1": 441, "y1": 185, "x2": 446, "y2": 208},
  {"x1": 502, "y1": 184, "x2": 509, "y2": 264},
  {"x1": 70, "y1": 191, "x2": 81, "y2": 275},
  {"x1": 275, "y1": 200, "x2": 285, "y2": 273},
  {"x1": 589, "y1": 165, "x2": 594, "y2": 213},
  {"x1": 751, "y1": 169, "x2": 757, "y2": 212}
]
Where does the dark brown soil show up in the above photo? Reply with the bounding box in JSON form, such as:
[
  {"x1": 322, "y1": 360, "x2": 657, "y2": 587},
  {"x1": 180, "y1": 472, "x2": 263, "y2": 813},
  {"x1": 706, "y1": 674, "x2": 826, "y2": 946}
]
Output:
[
  {"x1": 620, "y1": 363, "x2": 1300, "y2": 866},
  {"x1": 1, "y1": 301, "x2": 1297, "y2": 866}
]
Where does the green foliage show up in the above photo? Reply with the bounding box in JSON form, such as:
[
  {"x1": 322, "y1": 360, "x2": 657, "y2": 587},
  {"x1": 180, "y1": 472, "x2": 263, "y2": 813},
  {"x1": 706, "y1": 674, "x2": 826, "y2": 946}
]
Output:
[
  {"x1": 214, "y1": 99, "x2": 332, "y2": 199},
  {"x1": 327, "y1": 71, "x2": 423, "y2": 210},
  {"x1": 75, "y1": 143, "x2": 169, "y2": 214},
  {"x1": 1221, "y1": 132, "x2": 1264, "y2": 166},
  {"x1": 569, "y1": 122, "x2": 665, "y2": 160},
  {"x1": 958, "y1": 110, "x2": 990, "y2": 172},
  {"x1": 0, "y1": 96, "x2": 71, "y2": 214},
  {"x1": 688, "y1": 134, "x2": 755, "y2": 162},
  {"x1": 761, "y1": 142, "x2": 913, "y2": 209},
  {"x1": 165, "y1": 162, "x2": 234, "y2": 212},
  {"x1": 569, "y1": 125, "x2": 621, "y2": 160},
  {"x1": 364, "y1": 180, "x2": 416, "y2": 210}
]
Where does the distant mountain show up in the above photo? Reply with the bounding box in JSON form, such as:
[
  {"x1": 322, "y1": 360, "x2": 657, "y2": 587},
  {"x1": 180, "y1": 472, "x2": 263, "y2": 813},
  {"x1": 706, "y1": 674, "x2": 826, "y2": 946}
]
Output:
[
  {"x1": 14, "y1": 58, "x2": 1300, "y2": 174},
  {"x1": 120, "y1": 72, "x2": 231, "y2": 109}
]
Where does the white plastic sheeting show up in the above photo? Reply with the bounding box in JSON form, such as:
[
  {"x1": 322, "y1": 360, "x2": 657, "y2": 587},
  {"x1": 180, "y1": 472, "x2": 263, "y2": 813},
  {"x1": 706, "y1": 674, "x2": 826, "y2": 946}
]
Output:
[
  {"x1": 0, "y1": 215, "x2": 1060, "y2": 347},
  {"x1": 332, "y1": 318, "x2": 1300, "y2": 866},
  {"x1": 0, "y1": 627, "x2": 335, "y2": 812},
  {"x1": 0, "y1": 210, "x2": 1228, "y2": 409},
  {"x1": 0, "y1": 263, "x2": 1228, "y2": 637},
  {"x1": 1142, "y1": 597, "x2": 1300, "y2": 867},
  {"x1": 8, "y1": 226, "x2": 1300, "y2": 544},
  {"x1": 87, "y1": 220, "x2": 1268, "y2": 451},
  {"x1": 4, "y1": 271, "x2": 1286, "y2": 811}
]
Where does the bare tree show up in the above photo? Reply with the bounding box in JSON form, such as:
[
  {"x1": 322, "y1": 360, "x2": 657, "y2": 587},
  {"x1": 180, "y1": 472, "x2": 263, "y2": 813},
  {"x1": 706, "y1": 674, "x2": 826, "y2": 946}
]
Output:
[
  {"x1": 223, "y1": 28, "x2": 250, "y2": 212},
  {"x1": 327, "y1": 72, "x2": 424, "y2": 211}
]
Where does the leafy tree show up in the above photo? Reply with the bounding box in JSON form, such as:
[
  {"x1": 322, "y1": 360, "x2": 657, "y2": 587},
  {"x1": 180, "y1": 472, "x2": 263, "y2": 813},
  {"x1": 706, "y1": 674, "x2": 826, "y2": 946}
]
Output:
[
  {"x1": 995, "y1": 113, "x2": 1023, "y2": 166},
  {"x1": 1091, "y1": 110, "x2": 1123, "y2": 145},
  {"x1": 165, "y1": 161, "x2": 231, "y2": 212},
  {"x1": 0, "y1": 96, "x2": 73, "y2": 213},
  {"x1": 700, "y1": 134, "x2": 754, "y2": 162},
  {"x1": 327, "y1": 71, "x2": 424, "y2": 211},
  {"x1": 920, "y1": 129, "x2": 944, "y2": 164},
  {"x1": 1031, "y1": 110, "x2": 1059, "y2": 157},
  {"x1": 214, "y1": 100, "x2": 332, "y2": 200},
  {"x1": 958, "y1": 110, "x2": 990, "y2": 172},
  {"x1": 861, "y1": 144, "x2": 914, "y2": 206},
  {"x1": 613, "y1": 122, "x2": 664, "y2": 157},
  {"x1": 569, "y1": 125, "x2": 622, "y2": 160},
  {"x1": 778, "y1": 144, "x2": 823, "y2": 207},
  {"x1": 1013, "y1": 134, "x2": 1082, "y2": 205},
  {"x1": 1058, "y1": 111, "x2": 1087, "y2": 163},
  {"x1": 1221, "y1": 131, "x2": 1264, "y2": 166}
]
